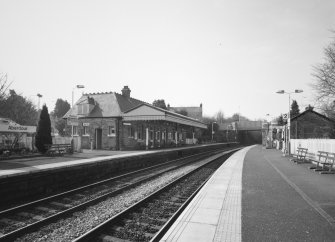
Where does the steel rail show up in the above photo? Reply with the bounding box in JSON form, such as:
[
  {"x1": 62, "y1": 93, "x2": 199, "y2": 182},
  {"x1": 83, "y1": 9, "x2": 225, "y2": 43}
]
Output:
[
  {"x1": 0, "y1": 148, "x2": 229, "y2": 241},
  {"x1": 73, "y1": 148, "x2": 240, "y2": 242}
]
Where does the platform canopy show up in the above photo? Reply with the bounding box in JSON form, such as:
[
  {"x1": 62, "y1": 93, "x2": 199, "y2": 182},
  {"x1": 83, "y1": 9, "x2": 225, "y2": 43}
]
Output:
[
  {"x1": 0, "y1": 118, "x2": 36, "y2": 133},
  {"x1": 123, "y1": 104, "x2": 207, "y2": 129}
]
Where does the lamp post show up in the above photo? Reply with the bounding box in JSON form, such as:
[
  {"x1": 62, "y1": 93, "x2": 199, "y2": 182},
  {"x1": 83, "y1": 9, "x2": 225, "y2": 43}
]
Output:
[
  {"x1": 226, "y1": 124, "x2": 232, "y2": 143},
  {"x1": 276, "y1": 89, "x2": 303, "y2": 156},
  {"x1": 72, "y1": 85, "x2": 85, "y2": 107},
  {"x1": 211, "y1": 122, "x2": 217, "y2": 142},
  {"x1": 37, "y1": 93, "x2": 43, "y2": 110}
]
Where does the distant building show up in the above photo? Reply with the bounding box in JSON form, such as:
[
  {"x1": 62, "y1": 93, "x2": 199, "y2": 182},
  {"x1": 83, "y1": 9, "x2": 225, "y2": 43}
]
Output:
[
  {"x1": 290, "y1": 108, "x2": 335, "y2": 139},
  {"x1": 168, "y1": 104, "x2": 203, "y2": 121},
  {"x1": 64, "y1": 86, "x2": 207, "y2": 150}
]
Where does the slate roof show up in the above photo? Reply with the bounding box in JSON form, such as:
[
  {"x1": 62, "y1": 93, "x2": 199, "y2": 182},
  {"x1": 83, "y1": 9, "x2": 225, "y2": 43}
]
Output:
[
  {"x1": 114, "y1": 92, "x2": 145, "y2": 113},
  {"x1": 63, "y1": 91, "x2": 146, "y2": 118},
  {"x1": 291, "y1": 109, "x2": 335, "y2": 123}
]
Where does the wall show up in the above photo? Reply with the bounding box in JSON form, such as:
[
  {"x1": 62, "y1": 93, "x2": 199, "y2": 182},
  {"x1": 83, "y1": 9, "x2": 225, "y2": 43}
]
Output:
[
  {"x1": 290, "y1": 139, "x2": 335, "y2": 156},
  {"x1": 0, "y1": 143, "x2": 236, "y2": 206}
]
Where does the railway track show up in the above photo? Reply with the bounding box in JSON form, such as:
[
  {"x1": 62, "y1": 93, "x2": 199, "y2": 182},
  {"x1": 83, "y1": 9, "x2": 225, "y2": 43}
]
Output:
[
  {"x1": 0, "y1": 148, "x2": 235, "y2": 241},
  {"x1": 74, "y1": 149, "x2": 236, "y2": 242}
]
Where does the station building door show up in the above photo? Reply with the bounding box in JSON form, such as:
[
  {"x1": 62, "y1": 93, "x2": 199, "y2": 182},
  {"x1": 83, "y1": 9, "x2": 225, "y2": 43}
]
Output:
[{"x1": 95, "y1": 128, "x2": 102, "y2": 149}]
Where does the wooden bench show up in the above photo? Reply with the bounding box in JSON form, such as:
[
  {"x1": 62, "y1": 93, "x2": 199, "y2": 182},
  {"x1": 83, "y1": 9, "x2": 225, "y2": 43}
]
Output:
[
  {"x1": 290, "y1": 147, "x2": 308, "y2": 164},
  {"x1": 45, "y1": 144, "x2": 73, "y2": 156},
  {"x1": 309, "y1": 151, "x2": 335, "y2": 174}
]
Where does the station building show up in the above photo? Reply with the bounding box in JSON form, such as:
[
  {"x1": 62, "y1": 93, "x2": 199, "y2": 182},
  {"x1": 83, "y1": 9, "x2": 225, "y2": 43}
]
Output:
[{"x1": 63, "y1": 86, "x2": 207, "y2": 150}]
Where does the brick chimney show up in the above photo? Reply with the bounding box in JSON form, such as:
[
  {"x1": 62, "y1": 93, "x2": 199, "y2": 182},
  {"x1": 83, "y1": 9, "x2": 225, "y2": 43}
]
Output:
[{"x1": 121, "y1": 86, "x2": 131, "y2": 98}]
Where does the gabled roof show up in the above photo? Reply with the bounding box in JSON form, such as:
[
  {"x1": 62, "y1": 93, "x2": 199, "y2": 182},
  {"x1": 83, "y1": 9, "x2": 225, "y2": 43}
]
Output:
[
  {"x1": 291, "y1": 109, "x2": 335, "y2": 123},
  {"x1": 123, "y1": 103, "x2": 207, "y2": 129},
  {"x1": 114, "y1": 92, "x2": 145, "y2": 113},
  {"x1": 63, "y1": 92, "x2": 146, "y2": 118}
]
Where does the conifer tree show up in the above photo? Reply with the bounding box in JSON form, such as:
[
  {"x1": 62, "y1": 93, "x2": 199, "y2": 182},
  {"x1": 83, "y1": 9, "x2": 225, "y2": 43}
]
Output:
[
  {"x1": 35, "y1": 105, "x2": 52, "y2": 153},
  {"x1": 290, "y1": 100, "x2": 300, "y2": 118}
]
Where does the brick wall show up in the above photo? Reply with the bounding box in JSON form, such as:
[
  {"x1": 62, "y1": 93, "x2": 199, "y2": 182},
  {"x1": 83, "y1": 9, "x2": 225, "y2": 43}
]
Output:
[{"x1": 65, "y1": 118, "x2": 205, "y2": 150}]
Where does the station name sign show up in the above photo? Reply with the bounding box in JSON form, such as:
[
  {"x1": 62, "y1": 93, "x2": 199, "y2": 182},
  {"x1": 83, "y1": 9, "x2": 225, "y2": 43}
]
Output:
[
  {"x1": 9, "y1": 125, "x2": 28, "y2": 131},
  {"x1": 0, "y1": 124, "x2": 36, "y2": 133}
]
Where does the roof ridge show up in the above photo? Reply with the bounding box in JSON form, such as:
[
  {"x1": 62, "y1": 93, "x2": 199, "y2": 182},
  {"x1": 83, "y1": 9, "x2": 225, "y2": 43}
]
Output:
[
  {"x1": 114, "y1": 92, "x2": 148, "y2": 105},
  {"x1": 84, "y1": 91, "x2": 113, "y2": 95}
]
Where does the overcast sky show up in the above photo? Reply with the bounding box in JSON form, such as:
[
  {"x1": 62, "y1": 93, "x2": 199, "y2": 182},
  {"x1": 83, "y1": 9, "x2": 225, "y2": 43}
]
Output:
[{"x1": 1, "y1": 0, "x2": 334, "y2": 120}]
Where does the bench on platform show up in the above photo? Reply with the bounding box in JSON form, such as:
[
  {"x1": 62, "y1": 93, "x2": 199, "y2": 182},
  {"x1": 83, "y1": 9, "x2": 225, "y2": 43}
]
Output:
[
  {"x1": 45, "y1": 144, "x2": 73, "y2": 156},
  {"x1": 309, "y1": 151, "x2": 335, "y2": 174},
  {"x1": 290, "y1": 147, "x2": 308, "y2": 164}
]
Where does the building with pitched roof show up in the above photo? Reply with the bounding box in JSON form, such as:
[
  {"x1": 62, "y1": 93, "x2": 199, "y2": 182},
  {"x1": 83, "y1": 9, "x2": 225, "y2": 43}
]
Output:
[
  {"x1": 168, "y1": 104, "x2": 203, "y2": 121},
  {"x1": 290, "y1": 108, "x2": 335, "y2": 139},
  {"x1": 64, "y1": 86, "x2": 207, "y2": 150}
]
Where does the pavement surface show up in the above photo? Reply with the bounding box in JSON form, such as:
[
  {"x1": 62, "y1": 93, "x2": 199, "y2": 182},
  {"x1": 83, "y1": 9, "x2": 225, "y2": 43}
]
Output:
[
  {"x1": 0, "y1": 144, "x2": 222, "y2": 178},
  {"x1": 0, "y1": 149, "x2": 147, "y2": 178},
  {"x1": 243, "y1": 145, "x2": 335, "y2": 241},
  {"x1": 162, "y1": 145, "x2": 335, "y2": 242}
]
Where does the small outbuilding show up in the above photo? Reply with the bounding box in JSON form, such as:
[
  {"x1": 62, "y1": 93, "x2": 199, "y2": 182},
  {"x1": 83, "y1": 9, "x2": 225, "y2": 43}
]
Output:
[{"x1": 290, "y1": 108, "x2": 335, "y2": 139}]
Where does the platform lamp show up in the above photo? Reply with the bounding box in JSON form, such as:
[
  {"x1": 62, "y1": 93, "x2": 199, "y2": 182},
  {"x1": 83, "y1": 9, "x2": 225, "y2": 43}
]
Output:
[
  {"x1": 72, "y1": 84, "x2": 85, "y2": 107},
  {"x1": 37, "y1": 93, "x2": 43, "y2": 110},
  {"x1": 276, "y1": 89, "x2": 303, "y2": 156},
  {"x1": 211, "y1": 121, "x2": 217, "y2": 142}
]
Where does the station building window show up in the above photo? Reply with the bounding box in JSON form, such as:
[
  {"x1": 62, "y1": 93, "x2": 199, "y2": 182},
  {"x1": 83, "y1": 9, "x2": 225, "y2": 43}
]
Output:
[
  {"x1": 137, "y1": 125, "x2": 143, "y2": 140},
  {"x1": 150, "y1": 130, "x2": 154, "y2": 140},
  {"x1": 162, "y1": 131, "x2": 165, "y2": 140},
  {"x1": 108, "y1": 125, "x2": 116, "y2": 136},
  {"x1": 156, "y1": 131, "x2": 160, "y2": 141},
  {"x1": 83, "y1": 126, "x2": 89, "y2": 136},
  {"x1": 128, "y1": 126, "x2": 134, "y2": 138},
  {"x1": 72, "y1": 126, "x2": 78, "y2": 136},
  {"x1": 168, "y1": 132, "x2": 172, "y2": 140}
]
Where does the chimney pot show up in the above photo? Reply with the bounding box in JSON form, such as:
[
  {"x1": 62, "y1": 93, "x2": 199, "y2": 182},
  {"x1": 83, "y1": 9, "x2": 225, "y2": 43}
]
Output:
[{"x1": 121, "y1": 86, "x2": 131, "y2": 98}]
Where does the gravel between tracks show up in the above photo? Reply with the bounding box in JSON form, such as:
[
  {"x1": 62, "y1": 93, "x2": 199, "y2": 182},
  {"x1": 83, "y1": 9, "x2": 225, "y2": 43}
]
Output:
[{"x1": 15, "y1": 159, "x2": 212, "y2": 242}]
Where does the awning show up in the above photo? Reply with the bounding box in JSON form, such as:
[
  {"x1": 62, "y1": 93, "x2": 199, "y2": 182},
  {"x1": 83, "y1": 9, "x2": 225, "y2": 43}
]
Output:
[{"x1": 123, "y1": 103, "x2": 207, "y2": 129}]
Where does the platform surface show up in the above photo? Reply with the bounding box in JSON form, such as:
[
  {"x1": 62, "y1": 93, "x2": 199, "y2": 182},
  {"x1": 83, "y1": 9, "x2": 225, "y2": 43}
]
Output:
[
  {"x1": 161, "y1": 145, "x2": 335, "y2": 242},
  {"x1": 0, "y1": 144, "x2": 223, "y2": 178}
]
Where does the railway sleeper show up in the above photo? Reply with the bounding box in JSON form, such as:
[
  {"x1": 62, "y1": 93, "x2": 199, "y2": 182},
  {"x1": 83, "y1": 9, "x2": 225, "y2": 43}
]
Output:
[
  {"x1": 0, "y1": 218, "x2": 25, "y2": 227},
  {"x1": 49, "y1": 201, "x2": 72, "y2": 208},
  {"x1": 17, "y1": 212, "x2": 44, "y2": 221},
  {"x1": 34, "y1": 206, "x2": 58, "y2": 214},
  {"x1": 100, "y1": 234, "x2": 131, "y2": 242}
]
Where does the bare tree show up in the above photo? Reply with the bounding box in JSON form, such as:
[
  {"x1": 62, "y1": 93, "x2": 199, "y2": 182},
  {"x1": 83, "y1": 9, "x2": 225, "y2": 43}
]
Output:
[
  {"x1": 0, "y1": 73, "x2": 11, "y2": 100},
  {"x1": 215, "y1": 110, "x2": 225, "y2": 123},
  {"x1": 312, "y1": 32, "x2": 335, "y2": 103}
]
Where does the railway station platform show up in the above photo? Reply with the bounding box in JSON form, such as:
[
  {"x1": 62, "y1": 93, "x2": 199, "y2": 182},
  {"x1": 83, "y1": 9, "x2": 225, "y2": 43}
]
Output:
[
  {"x1": 0, "y1": 144, "x2": 231, "y2": 178},
  {"x1": 161, "y1": 145, "x2": 335, "y2": 242},
  {"x1": 0, "y1": 149, "x2": 146, "y2": 178},
  {"x1": 0, "y1": 143, "x2": 236, "y2": 207}
]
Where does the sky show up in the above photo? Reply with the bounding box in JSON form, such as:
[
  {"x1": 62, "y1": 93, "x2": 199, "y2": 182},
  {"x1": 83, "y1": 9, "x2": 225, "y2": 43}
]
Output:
[{"x1": 0, "y1": 0, "x2": 335, "y2": 121}]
